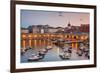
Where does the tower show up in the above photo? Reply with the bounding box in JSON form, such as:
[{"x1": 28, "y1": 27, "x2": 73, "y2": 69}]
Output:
[{"x1": 68, "y1": 22, "x2": 71, "y2": 29}]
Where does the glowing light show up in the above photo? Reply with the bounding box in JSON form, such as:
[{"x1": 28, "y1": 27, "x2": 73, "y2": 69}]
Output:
[
  {"x1": 81, "y1": 36, "x2": 84, "y2": 40},
  {"x1": 72, "y1": 43, "x2": 74, "y2": 49},
  {"x1": 51, "y1": 35, "x2": 54, "y2": 37},
  {"x1": 47, "y1": 34, "x2": 49, "y2": 37},
  {"x1": 29, "y1": 40, "x2": 32, "y2": 47},
  {"x1": 76, "y1": 35, "x2": 78, "y2": 39},
  {"x1": 22, "y1": 35, "x2": 26, "y2": 38},
  {"x1": 34, "y1": 40, "x2": 37, "y2": 48},
  {"x1": 29, "y1": 35, "x2": 32, "y2": 38},
  {"x1": 65, "y1": 35, "x2": 67, "y2": 38},
  {"x1": 85, "y1": 36, "x2": 88, "y2": 40},
  {"x1": 75, "y1": 43, "x2": 78, "y2": 49},
  {"x1": 34, "y1": 35, "x2": 37, "y2": 38},
  {"x1": 23, "y1": 40, "x2": 26, "y2": 48},
  {"x1": 39, "y1": 40, "x2": 42, "y2": 47},
  {"x1": 43, "y1": 35, "x2": 46, "y2": 37},
  {"x1": 60, "y1": 35, "x2": 63, "y2": 38},
  {"x1": 43, "y1": 40, "x2": 46, "y2": 46},
  {"x1": 39, "y1": 35, "x2": 41, "y2": 37}
]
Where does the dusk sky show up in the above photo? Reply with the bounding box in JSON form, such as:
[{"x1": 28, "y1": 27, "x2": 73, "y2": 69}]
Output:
[{"x1": 21, "y1": 10, "x2": 90, "y2": 28}]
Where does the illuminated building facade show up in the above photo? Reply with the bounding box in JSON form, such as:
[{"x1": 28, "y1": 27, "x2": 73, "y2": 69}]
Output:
[{"x1": 21, "y1": 23, "x2": 89, "y2": 49}]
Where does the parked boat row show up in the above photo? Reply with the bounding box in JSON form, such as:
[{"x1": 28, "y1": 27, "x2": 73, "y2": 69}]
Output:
[
  {"x1": 21, "y1": 46, "x2": 32, "y2": 55},
  {"x1": 77, "y1": 45, "x2": 89, "y2": 59},
  {"x1": 28, "y1": 46, "x2": 53, "y2": 61},
  {"x1": 59, "y1": 46, "x2": 72, "y2": 60}
]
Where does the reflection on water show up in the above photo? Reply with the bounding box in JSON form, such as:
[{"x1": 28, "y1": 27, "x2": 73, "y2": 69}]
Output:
[
  {"x1": 21, "y1": 39, "x2": 80, "y2": 49},
  {"x1": 21, "y1": 39, "x2": 54, "y2": 49},
  {"x1": 21, "y1": 45, "x2": 89, "y2": 63},
  {"x1": 29, "y1": 40, "x2": 32, "y2": 47},
  {"x1": 21, "y1": 34, "x2": 89, "y2": 62}
]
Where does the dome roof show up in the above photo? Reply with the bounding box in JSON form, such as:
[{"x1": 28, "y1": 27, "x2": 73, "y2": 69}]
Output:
[{"x1": 68, "y1": 22, "x2": 71, "y2": 27}]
